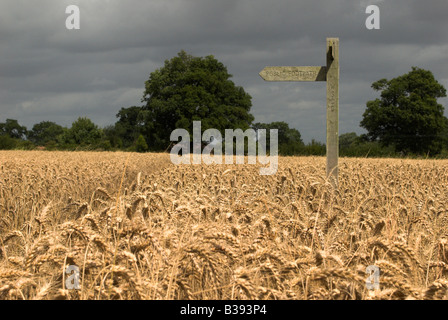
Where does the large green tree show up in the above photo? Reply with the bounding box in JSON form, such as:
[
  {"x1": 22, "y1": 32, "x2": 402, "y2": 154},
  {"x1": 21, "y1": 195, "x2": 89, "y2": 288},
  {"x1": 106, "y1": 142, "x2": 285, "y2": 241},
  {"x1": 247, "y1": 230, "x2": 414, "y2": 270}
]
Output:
[
  {"x1": 29, "y1": 121, "x2": 64, "y2": 146},
  {"x1": 62, "y1": 117, "x2": 103, "y2": 147},
  {"x1": 360, "y1": 67, "x2": 447, "y2": 155},
  {"x1": 139, "y1": 50, "x2": 254, "y2": 150},
  {"x1": 0, "y1": 119, "x2": 27, "y2": 139},
  {"x1": 113, "y1": 106, "x2": 147, "y2": 148}
]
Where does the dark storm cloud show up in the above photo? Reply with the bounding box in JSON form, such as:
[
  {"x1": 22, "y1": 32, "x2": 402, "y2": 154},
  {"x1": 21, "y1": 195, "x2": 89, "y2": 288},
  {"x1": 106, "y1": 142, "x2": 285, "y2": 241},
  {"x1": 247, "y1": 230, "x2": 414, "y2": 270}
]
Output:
[{"x1": 0, "y1": 0, "x2": 447, "y2": 142}]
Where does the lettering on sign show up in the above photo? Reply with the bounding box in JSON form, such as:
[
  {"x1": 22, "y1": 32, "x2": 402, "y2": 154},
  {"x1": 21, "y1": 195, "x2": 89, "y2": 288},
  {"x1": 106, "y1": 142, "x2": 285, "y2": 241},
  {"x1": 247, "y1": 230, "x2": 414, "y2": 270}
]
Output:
[{"x1": 259, "y1": 66, "x2": 327, "y2": 82}]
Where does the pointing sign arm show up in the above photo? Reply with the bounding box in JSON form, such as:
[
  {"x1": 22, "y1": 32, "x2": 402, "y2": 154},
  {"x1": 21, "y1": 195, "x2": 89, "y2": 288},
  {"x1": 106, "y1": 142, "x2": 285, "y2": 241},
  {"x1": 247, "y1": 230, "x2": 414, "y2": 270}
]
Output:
[{"x1": 259, "y1": 66, "x2": 327, "y2": 82}]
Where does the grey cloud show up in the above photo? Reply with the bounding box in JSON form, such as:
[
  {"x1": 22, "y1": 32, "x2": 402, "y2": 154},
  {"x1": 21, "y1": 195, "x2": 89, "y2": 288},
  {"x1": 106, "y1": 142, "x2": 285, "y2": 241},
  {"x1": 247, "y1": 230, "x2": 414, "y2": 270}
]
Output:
[{"x1": 0, "y1": 0, "x2": 447, "y2": 143}]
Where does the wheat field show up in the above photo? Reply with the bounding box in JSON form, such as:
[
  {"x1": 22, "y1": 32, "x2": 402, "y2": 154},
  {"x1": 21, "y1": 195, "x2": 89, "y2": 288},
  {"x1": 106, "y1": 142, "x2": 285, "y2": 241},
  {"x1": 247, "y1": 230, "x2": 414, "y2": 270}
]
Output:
[{"x1": 1, "y1": 150, "x2": 448, "y2": 300}]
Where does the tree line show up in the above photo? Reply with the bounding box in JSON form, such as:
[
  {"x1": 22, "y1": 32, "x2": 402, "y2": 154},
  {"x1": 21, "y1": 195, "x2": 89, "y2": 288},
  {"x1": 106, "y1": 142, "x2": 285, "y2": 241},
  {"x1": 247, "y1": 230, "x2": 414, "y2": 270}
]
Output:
[
  {"x1": 0, "y1": 117, "x2": 326, "y2": 155},
  {"x1": 1, "y1": 52, "x2": 447, "y2": 158}
]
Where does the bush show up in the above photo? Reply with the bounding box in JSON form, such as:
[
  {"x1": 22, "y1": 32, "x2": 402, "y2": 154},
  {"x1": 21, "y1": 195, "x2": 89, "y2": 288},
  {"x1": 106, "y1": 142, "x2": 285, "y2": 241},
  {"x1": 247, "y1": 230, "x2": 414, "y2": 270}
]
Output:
[
  {"x1": 302, "y1": 139, "x2": 326, "y2": 156},
  {"x1": 341, "y1": 141, "x2": 397, "y2": 158},
  {"x1": 96, "y1": 140, "x2": 112, "y2": 151},
  {"x1": 45, "y1": 140, "x2": 58, "y2": 151},
  {"x1": 16, "y1": 140, "x2": 35, "y2": 150},
  {"x1": 0, "y1": 135, "x2": 17, "y2": 150},
  {"x1": 135, "y1": 135, "x2": 149, "y2": 153}
]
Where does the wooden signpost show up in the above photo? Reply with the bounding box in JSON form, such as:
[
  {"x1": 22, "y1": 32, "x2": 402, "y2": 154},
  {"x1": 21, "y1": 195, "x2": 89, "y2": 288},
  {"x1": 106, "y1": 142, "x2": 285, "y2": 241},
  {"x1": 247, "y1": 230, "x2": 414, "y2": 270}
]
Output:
[{"x1": 259, "y1": 38, "x2": 339, "y2": 187}]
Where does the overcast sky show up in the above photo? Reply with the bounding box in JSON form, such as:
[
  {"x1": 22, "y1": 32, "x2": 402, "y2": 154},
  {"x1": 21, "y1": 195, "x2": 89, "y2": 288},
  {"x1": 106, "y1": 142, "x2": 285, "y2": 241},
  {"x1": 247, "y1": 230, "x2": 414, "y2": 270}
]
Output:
[{"x1": 1, "y1": 0, "x2": 447, "y2": 143}]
